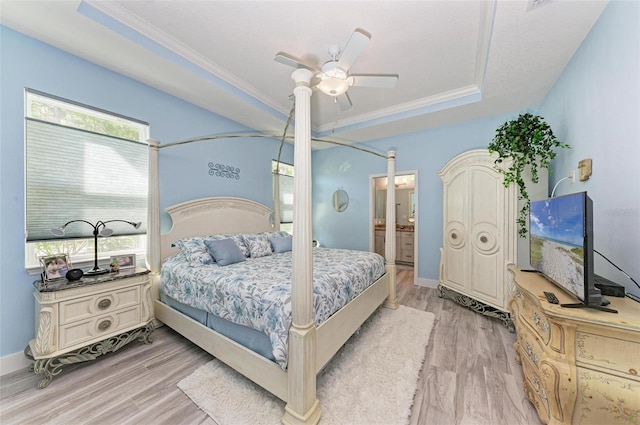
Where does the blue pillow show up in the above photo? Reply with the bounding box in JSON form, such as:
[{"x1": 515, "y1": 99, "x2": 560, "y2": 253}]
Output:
[
  {"x1": 204, "y1": 238, "x2": 246, "y2": 266},
  {"x1": 269, "y1": 236, "x2": 293, "y2": 253}
]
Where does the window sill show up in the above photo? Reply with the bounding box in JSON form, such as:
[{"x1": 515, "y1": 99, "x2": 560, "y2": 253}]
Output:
[{"x1": 26, "y1": 253, "x2": 147, "y2": 276}]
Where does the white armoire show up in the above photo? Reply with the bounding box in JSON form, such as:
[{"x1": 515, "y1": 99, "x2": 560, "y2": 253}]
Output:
[{"x1": 437, "y1": 149, "x2": 547, "y2": 330}]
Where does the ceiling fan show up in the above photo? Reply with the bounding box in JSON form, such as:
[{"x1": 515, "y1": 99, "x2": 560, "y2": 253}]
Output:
[{"x1": 274, "y1": 28, "x2": 399, "y2": 111}]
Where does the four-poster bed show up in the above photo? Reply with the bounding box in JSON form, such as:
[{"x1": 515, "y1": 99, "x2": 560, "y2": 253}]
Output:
[{"x1": 146, "y1": 69, "x2": 399, "y2": 424}]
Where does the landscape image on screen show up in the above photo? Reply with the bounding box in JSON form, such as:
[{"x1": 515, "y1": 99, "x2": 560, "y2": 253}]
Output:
[{"x1": 529, "y1": 194, "x2": 585, "y2": 300}]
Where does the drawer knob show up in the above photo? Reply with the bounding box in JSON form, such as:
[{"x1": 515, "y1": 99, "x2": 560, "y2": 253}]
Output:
[
  {"x1": 480, "y1": 235, "x2": 488, "y2": 243},
  {"x1": 451, "y1": 233, "x2": 457, "y2": 239},
  {"x1": 98, "y1": 320, "x2": 112, "y2": 332},
  {"x1": 630, "y1": 368, "x2": 638, "y2": 375},
  {"x1": 98, "y1": 299, "x2": 112, "y2": 310}
]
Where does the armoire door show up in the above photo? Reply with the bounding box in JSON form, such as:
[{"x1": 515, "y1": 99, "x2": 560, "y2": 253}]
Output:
[
  {"x1": 467, "y1": 163, "x2": 505, "y2": 308},
  {"x1": 441, "y1": 166, "x2": 468, "y2": 293}
]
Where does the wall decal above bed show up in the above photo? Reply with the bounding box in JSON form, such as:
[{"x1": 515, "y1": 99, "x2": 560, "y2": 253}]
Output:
[{"x1": 208, "y1": 162, "x2": 240, "y2": 180}]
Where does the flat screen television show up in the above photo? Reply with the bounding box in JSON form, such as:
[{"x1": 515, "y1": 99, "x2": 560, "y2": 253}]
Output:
[{"x1": 529, "y1": 192, "x2": 616, "y2": 312}]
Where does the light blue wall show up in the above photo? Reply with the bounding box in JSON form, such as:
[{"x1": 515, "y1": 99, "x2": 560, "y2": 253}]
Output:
[
  {"x1": 0, "y1": 26, "x2": 292, "y2": 358},
  {"x1": 313, "y1": 1, "x2": 639, "y2": 292},
  {"x1": 539, "y1": 0, "x2": 640, "y2": 297},
  {"x1": 312, "y1": 112, "x2": 520, "y2": 281}
]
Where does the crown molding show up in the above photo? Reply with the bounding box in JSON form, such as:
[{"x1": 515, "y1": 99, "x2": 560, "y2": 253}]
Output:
[
  {"x1": 316, "y1": 84, "x2": 482, "y2": 135},
  {"x1": 83, "y1": 0, "x2": 288, "y2": 118}
]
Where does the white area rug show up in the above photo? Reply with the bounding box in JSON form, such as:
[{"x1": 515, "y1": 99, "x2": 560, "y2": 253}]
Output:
[{"x1": 178, "y1": 305, "x2": 435, "y2": 425}]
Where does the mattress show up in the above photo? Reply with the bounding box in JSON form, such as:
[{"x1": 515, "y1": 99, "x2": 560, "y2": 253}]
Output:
[{"x1": 161, "y1": 247, "x2": 385, "y2": 369}]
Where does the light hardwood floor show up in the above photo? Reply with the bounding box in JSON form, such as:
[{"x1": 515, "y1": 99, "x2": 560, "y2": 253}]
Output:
[{"x1": 0, "y1": 269, "x2": 542, "y2": 425}]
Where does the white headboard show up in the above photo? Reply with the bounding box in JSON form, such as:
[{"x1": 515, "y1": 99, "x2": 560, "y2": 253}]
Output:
[{"x1": 161, "y1": 197, "x2": 274, "y2": 260}]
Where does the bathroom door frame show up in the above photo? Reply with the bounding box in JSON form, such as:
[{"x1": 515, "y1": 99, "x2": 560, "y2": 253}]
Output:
[{"x1": 369, "y1": 170, "x2": 418, "y2": 286}]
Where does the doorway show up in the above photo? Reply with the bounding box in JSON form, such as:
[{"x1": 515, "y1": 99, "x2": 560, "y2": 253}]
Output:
[{"x1": 371, "y1": 171, "x2": 418, "y2": 286}]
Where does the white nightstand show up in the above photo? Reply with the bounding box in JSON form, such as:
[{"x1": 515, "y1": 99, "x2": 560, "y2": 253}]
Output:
[{"x1": 25, "y1": 268, "x2": 154, "y2": 388}]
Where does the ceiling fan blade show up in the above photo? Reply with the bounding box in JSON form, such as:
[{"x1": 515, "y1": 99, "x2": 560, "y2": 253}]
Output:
[
  {"x1": 349, "y1": 74, "x2": 398, "y2": 89},
  {"x1": 336, "y1": 28, "x2": 370, "y2": 71},
  {"x1": 274, "y1": 52, "x2": 318, "y2": 72},
  {"x1": 336, "y1": 92, "x2": 352, "y2": 111}
]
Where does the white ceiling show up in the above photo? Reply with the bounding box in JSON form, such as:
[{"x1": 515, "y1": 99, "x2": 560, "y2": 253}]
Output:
[{"x1": 0, "y1": 0, "x2": 608, "y2": 145}]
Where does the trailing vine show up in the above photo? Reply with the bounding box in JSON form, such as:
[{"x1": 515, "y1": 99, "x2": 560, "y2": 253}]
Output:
[{"x1": 488, "y1": 113, "x2": 570, "y2": 237}]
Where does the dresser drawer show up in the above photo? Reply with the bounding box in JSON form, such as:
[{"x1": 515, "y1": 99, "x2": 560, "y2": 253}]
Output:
[
  {"x1": 521, "y1": 358, "x2": 550, "y2": 423},
  {"x1": 574, "y1": 367, "x2": 640, "y2": 425},
  {"x1": 575, "y1": 331, "x2": 640, "y2": 379},
  {"x1": 59, "y1": 305, "x2": 141, "y2": 350},
  {"x1": 517, "y1": 325, "x2": 544, "y2": 371},
  {"x1": 59, "y1": 286, "x2": 141, "y2": 325},
  {"x1": 517, "y1": 293, "x2": 550, "y2": 345}
]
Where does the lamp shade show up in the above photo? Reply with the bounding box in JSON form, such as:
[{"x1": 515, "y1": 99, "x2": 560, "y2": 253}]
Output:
[
  {"x1": 99, "y1": 228, "x2": 114, "y2": 237},
  {"x1": 50, "y1": 227, "x2": 66, "y2": 237}
]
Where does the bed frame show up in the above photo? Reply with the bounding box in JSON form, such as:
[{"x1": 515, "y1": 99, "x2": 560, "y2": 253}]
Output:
[{"x1": 146, "y1": 69, "x2": 398, "y2": 425}]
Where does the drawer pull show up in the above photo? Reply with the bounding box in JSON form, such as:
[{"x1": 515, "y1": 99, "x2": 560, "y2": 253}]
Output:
[
  {"x1": 98, "y1": 320, "x2": 112, "y2": 332},
  {"x1": 98, "y1": 299, "x2": 112, "y2": 310},
  {"x1": 630, "y1": 368, "x2": 638, "y2": 375}
]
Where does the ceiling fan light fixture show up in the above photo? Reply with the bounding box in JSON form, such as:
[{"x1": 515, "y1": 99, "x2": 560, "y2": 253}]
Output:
[
  {"x1": 317, "y1": 77, "x2": 350, "y2": 96},
  {"x1": 317, "y1": 61, "x2": 350, "y2": 96}
]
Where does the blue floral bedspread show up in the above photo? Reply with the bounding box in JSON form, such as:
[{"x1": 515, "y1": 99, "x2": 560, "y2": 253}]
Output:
[{"x1": 161, "y1": 247, "x2": 385, "y2": 369}]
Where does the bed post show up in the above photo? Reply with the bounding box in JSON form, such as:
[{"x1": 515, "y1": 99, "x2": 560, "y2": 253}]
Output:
[
  {"x1": 283, "y1": 68, "x2": 321, "y2": 425},
  {"x1": 147, "y1": 138, "x2": 161, "y2": 301},
  {"x1": 383, "y1": 150, "x2": 399, "y2": 309}
]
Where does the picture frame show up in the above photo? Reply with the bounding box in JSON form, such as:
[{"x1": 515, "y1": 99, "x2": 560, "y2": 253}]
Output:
[
  {"x1": 109, "y1": 254, "x2": 136, "y2": 271},
  {"x1": 39, "y1": 254, "x2": 72, "y2": 282}
]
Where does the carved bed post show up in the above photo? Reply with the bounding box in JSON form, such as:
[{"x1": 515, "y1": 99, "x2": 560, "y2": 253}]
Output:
[
  {"x1": 383, "y1": 150, "x2": 399, "y2": 309},
  {"x1": 283, "y1": 68, "x2": 321, "y2": 425},
  {"x1": 147, "y1": 138, "x2": 161, "y2": 300}
]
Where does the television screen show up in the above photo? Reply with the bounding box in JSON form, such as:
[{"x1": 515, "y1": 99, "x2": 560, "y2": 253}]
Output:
[{"x1": 529, "y1": 192, "x2": 589, "y2": 301}]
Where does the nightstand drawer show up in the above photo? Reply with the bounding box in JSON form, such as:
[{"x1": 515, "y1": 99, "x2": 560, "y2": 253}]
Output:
[
  {"x1": 59, "y1": 286, "x2": 140, "y2": 325},
  {"x1": 59, "y1": 306, "x2": 141, "y2": 350}
]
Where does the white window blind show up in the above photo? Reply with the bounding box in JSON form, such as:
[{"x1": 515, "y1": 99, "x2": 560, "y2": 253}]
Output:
[
  {"x1": 273, "y1": 160, "x2": 294, "y2": 225},
  {"x1": 25, "y1": 91, "x2": 148, "y2": 242},
  {"x1": 278, "y1": 173, "x2": 294, "y2": 224}
]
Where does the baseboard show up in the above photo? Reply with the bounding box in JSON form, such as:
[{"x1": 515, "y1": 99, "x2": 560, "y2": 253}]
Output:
[
  {"x1": 416, "y1": 278, "x2": 439, "y2": 289},
  {"x1": 1, "y1": 350, "x2": 31, "y2": 377}
]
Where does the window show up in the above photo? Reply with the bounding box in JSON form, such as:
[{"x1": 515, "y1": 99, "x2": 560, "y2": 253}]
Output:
[
  {"x1": 24, "y1": 90, "x2": 149, "y2": 271},
  {"x1": 272, "y1": 160, "x2": 294, "y2": 234}
]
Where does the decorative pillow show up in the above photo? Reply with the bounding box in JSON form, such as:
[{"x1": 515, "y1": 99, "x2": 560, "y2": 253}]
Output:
[
  {"x1": 174, "y1": 237, "x2": 213, "y2": 266},
  {"x1": 264, "y1": 230, "x2": 291, "y2": 239},
  {"x1": 270, "y1": 236, "x2": 292, "y2": 253},
  {"x1": 242, "y1": 233, "x2": 273, "y2": 258},
  {"x1": 204, "y1": 238, "x2": 246, "y2": 266},
  {"x1": 228, "y1": 234, "x2": 250, "y2": 257},
  {"x1": 203, "y1": 234, "x2": 249, "y2": 258}
]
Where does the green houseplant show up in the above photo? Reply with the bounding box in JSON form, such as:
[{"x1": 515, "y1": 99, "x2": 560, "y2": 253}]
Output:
[{"x1": 488, "y1": 113, "x2": 569, "y2": 237}]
